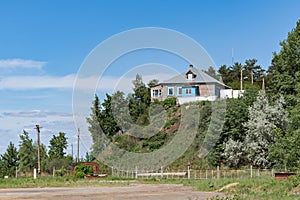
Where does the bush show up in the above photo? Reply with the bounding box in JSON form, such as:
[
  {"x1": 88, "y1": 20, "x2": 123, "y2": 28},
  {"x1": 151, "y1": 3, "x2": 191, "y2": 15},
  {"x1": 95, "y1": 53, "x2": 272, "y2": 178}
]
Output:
[
  {"x1": 55, "y1": 166, "x2": 67, "y2": 176},
  {"x1": 74, "y1": 163, "x2": 93, "y2": 178},
  {"x1": 142, "y1": 131, "x2": 167, "y2": 150},
  {"x1": 162, "y1": 97, "x2": 177, "y2": 109},
  {"x1": 75, "y1": 171, "x2": 86, "y2": 178},
  {"x1": 164, "y1": 117, "x2": 179, "y2": 129}
]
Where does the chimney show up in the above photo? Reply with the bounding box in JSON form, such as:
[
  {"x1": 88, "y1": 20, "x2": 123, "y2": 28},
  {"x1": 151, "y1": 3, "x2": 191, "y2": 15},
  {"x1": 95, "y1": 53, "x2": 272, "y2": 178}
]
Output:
[{"x1": 189, "y1": 64, "x2": 193, "y2": 70}]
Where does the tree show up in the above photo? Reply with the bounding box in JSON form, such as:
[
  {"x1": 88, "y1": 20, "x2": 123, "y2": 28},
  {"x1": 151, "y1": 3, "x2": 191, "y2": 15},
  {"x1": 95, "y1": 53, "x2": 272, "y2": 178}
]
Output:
[
  {"x1": 243, "y1": 59, "x2": 262, "y2": 86},
  {"x1": 223, "y1": 139, "x2": 245, "y2": 168},
  {"x1": 269, "y1": 20, "x2": 300, "y2": 106},
  {"x1": 18, "y1": 130, "x2": 36, "y2": 173},
  {"x1": 243, "y1": 91, "x2": 288, "y2": 168},
  {"x1": 213, "y1": 88, "x2": 258, "y2": 167},
  {"x1": 101, "y1": 94, "x2": 121, "y2": 138},
  {"x1": 147, "y1": 79, "x2": 159, "y2": 87},
  {"x1": 204, "y1": 66, "x2": 219, "y2": 80},
  {"x1": 87, "y1": 94, "x2": 104, "y2": 156},
  {"x1": 48, "y1": 132, "x2": 68, "y2": 160},
  {"x1": 1, "y1": 142, "x2": 19, "y2": 177},
  {"x1": 218, "y1": 62, "x2": 243, "y2": 89},
  {"x1": 129, "y1": 74, "x2": 151, "y2": 125},
  {"x1": 111, "y1": 91, "x2": 132, "y2": 132}
]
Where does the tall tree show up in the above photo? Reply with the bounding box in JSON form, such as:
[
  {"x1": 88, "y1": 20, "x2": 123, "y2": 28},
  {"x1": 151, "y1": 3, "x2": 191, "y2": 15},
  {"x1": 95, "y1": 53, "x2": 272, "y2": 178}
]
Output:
[
  {"x1": 18, "y1": 130, "x2": 36, "y2": 173},
  {"x1": 1, "y1": 142, "x2": 19, "y2": 177},
  {"x1": 111, "y1": 91, "x2": 132, "y2": 132},
  {"x1": 48, "y1": 132, "x2": 68, "y2": 159},
  {"x1": 243, "y1": 59, "x2": 262, "y2": 85},
  {"x1": 243, "y1": 91, "x2": 288, "y2": 168},
  {"x1": 147, "y1": 79, "x2": 159, "y2": 87},
  {"x1": 269, "y1": 20, "x2": 300, "y2": 106},
  {"x1": 129, "y1": 74, "x2": 151, "y2": 125},
  {"x1": 87, "y1": 94, "x2": 105, "y2": 156},
  {"x1": 101, "y1": 94, "x2": 121, "y2": 138},
  {"x1": 204, "y1": 66, "x2": 220, "y2": 80}
]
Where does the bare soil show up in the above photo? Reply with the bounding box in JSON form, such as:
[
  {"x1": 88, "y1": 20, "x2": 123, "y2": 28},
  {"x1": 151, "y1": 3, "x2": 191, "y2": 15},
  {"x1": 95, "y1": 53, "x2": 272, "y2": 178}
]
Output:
[{"x1": 0, "y1": 184, "x2": 224, "y2": 200}]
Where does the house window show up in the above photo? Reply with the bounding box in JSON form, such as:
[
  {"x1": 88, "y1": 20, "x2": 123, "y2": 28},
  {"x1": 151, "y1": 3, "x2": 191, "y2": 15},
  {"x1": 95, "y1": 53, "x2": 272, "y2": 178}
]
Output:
[
  {"x1": 152, "y1": 89, "x2": 162, "y2": 97},
  {"x1": 188, "y1": 73, "x2": 193, "y2": 80},
  {"x1": 178, "y1": 87, "x2": 182, "y2": 95},
  {"x1": 186, "y1": 88, "x2": 192, "y2": 94},
  {"x1": 167, "y1": 87, "x2": 174, "y2": 96}
]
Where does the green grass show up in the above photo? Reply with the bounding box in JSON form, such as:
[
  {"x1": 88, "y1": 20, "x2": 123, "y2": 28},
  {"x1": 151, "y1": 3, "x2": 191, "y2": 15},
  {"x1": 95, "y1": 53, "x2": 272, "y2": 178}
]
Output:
[
  {"x1": 0, "y1": 176, "x2": 133, "y2": 188},
  {"x1": 140, "y1": 176, "x2": 300, "y2": 200}
]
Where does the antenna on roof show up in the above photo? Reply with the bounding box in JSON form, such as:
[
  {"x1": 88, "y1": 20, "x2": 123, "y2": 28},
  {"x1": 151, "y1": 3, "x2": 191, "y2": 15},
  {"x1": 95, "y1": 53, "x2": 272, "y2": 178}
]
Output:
[{"x1": 231, "y1": 48, "x2": 234, "y2": 65}]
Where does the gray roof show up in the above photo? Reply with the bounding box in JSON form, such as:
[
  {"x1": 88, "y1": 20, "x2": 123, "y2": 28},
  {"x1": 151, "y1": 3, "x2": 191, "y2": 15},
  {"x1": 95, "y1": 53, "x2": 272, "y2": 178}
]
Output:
[{"x1": 162, "y1": 67, "x2": 228, "y2": 87}]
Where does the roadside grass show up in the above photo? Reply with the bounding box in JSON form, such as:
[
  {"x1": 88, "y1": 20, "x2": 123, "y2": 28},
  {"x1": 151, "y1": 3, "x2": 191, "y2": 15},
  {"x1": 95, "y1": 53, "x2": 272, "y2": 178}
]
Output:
[
  {"x1": 140, "y1": 176, "x2": 300, "y2": 200},
  {"x1": 0, "y1": 176, "x2": 134, "y2": 188}
]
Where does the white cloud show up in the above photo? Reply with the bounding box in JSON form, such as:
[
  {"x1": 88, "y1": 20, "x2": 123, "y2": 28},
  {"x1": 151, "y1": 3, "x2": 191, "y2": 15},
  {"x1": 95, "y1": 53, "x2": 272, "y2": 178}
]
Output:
[
  {"x1": 3, "y1": 110, "x2": 73, "y2": 118},
  {"x1": 0, "y1": 74, "x2": 76, "y2": 90},
  {"x1": 0, "y1": 58, "x2": 47, "y2": 69},
  {"x1": 0, "y1": 73, "x2": 174, "y2": 91}
]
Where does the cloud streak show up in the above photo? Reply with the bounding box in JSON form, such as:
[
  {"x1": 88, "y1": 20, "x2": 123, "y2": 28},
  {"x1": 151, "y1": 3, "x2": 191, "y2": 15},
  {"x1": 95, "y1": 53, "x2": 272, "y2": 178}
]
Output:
[
  {"x1": 0, "y1": 58, "x2": 47, "y2": 69},
  {"x1": 2, "y1": 110, "x2": 73, "y2": 118},
  {"x1": 0, "y1": 73, "x2": 173, "y2": 91}
]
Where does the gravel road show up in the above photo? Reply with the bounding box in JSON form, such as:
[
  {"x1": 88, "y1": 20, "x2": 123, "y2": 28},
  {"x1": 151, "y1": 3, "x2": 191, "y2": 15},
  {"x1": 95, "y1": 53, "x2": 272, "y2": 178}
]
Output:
[{"x1": 0, "y1": 184, "x2": 225, "y2": 200}]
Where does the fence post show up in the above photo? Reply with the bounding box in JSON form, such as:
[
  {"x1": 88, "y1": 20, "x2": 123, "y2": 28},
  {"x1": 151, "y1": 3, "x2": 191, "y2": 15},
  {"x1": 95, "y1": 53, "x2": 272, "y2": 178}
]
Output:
[
  {"x1": 135, "y1": 166, "x2": 138, "y2": 179},
  {"x1": 34, "y1": 168, "x2": 37, "y2": 179},
  {"x1": 111, "y1": 167, "x2": 114, "y2": 177},
  {"x1": 187, "y1": 164, "x2": 190, "y2": 179},
  {"x1": 15, "y1": 167, "x2": 18, "y2": 178},
  {"x1": 53, "y1": 167, "x2": 55, "y2": 177},
  {"x1": 206, "y1": 170, "x2": 208, "y2": 179},
  {"x1": 250, "y1": 165, "x2": 253, "y2": 178},
  {"x1": 217, "y1": 166, "x2": 220, "y2": 179},
  {"x1": 161, "y1": 166, "x2": 163, "y2": 178},
  {"x1": 271, "y1": 169, "x2": 274, "y2": 177}
]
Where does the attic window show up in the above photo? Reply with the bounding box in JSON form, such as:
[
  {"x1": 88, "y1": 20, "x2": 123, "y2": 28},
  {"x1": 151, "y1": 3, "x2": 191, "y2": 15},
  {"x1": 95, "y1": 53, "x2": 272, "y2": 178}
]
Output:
[{"x1": 188, "y1": 73, "x2": 193, "y2": 80}]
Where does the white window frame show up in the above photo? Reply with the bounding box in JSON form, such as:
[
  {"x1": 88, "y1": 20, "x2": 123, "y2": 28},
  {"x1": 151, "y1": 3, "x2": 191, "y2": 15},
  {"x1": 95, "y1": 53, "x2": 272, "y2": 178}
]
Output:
[
  {"x1": 152, "y1": 89, "x2": 162, "y2": 97},
  {"x1": 186, "y1": 88, "x2": 192, "y2": 94}
]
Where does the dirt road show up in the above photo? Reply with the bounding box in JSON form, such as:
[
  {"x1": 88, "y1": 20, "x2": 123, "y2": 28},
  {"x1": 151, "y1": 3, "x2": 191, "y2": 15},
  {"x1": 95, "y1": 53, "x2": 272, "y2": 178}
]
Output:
[{"x1": 0, "y1": 184, "x2": 224, "y2": 200}]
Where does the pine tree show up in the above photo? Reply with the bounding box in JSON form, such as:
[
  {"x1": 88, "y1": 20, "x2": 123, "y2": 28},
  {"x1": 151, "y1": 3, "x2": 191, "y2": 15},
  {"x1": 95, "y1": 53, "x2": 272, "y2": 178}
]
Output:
[
  {"x1": 1, "y1": 142, "x2": 19, "y2": 177},
  {"x1": 18, "y1": 130, "x2": 36, "y2": 173},
  {"x1": 87, "y1": 95, "x2": 107, "y2": 157},
  {"x1": 48, "y1": 132, "x2": 68, "y2": 159}
]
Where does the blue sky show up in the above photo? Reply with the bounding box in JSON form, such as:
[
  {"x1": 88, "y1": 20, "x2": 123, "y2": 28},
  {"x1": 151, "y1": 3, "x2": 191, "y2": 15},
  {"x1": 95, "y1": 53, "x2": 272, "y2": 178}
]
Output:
[{"x1": 0, "y1": 0, "x2": 299, "y2": 156}]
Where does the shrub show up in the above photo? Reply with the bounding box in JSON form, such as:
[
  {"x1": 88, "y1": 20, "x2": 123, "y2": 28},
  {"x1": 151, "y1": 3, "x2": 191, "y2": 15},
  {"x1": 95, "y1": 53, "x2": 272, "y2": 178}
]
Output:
[
  {"x1": 162, "y1": 97, "x2": 177, "y2": 109},
  {"x1": 74, "y1": 163, "x2": 93, "y2": 178},
  {"x1": 55, "y1": 166, "x2": 67, "y2": 176},
  {"x1": 164, "y1": 117, "x2": 179, "y2": 129}
]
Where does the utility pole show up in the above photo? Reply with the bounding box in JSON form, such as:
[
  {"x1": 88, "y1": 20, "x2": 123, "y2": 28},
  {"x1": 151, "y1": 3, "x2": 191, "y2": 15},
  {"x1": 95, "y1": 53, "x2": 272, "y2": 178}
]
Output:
[
  {"x1": 77, "y1": 128, "x2": 80, "y2": 163},
  {"x1": 262, "y1": 76, "x2": 265, "y2": 90},
  {"x1": 71, "y1": 143, "x2": 73, "y2": 163},
  {"x1": 251, "y1": 70, "x2": 254, "y2": 85},
  {"x1": 240, "y1": 65, "x2": 243, "y2": 91},
  {"x1": 34, "y1": 125, "x2": 42, "y2": 175}
]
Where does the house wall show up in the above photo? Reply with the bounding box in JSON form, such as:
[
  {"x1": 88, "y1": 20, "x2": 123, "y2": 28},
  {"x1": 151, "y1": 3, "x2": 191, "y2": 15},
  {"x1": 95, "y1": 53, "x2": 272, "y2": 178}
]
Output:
[
  {"x1": 181, "y1": 86, "x2": 198, "y2": 97},
  {"x1": 151, "y1": 83, "x2": 226, "y2": 102},
  {"x1": 150, "y1": 85, "x2": 165, "y2": 101},
  {"x1": 198, "y1": 84, "x2": 215, "y2": 96}
]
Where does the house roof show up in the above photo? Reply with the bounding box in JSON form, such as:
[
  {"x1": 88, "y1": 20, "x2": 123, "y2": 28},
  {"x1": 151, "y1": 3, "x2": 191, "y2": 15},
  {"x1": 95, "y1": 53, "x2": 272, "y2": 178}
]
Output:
[{"x1": 162, "y1": 66, "x2": 229, "y2": 87}]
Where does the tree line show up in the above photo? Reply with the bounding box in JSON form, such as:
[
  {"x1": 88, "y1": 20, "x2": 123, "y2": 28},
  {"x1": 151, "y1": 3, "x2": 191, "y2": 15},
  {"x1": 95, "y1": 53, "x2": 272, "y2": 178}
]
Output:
[{"x1": 0, "y1": 131, "x2": 70, "y2": 177}]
